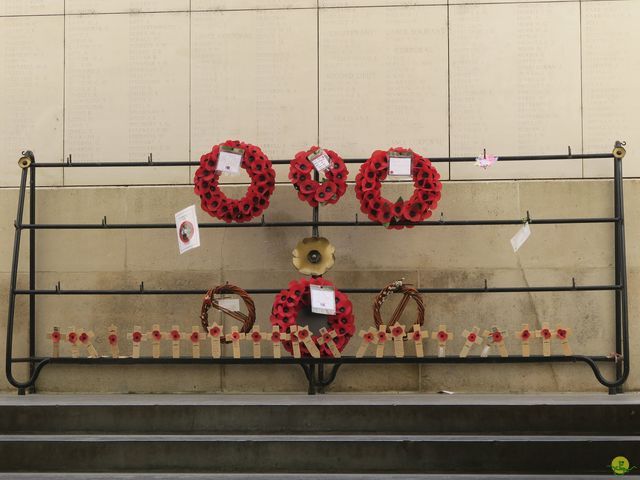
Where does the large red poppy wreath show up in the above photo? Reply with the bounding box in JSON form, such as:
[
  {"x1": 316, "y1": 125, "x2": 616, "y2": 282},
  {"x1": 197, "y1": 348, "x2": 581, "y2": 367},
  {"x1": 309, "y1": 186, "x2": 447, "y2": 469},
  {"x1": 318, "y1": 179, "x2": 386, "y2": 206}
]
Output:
[
  {"x1": 270, "y1": 277, "x2": 355, "y2": 357},
  {"x1": 355, "y1": 147, "x2": 442, "y2": 229},
  {"x1": 194, "y1": 140, "x2": 276, "y2": 223}
]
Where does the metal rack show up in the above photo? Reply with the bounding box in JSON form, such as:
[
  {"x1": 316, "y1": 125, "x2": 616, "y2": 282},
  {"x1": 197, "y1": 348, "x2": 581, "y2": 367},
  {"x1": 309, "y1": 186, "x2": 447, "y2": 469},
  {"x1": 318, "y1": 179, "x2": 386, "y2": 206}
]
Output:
[{"x1": 6, "y1": 142, "x2": 630, "y2": 395}]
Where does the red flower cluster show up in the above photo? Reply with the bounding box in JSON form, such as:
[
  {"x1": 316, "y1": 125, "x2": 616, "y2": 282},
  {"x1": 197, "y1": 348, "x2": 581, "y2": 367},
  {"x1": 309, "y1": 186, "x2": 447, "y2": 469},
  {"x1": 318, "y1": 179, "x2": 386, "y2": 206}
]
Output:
[
  {"x1": 270, "y1": 277, "x2": 355, "y2": 357},
  {"x1": 194, "y1": 140, "x2": 276, "y2": 223},
  {"x1": 289, "y1": 147, "x2": 348, "y2": 207},
  {"x1": 355, "y1": 148, "x2": 442, "y2": 229}
]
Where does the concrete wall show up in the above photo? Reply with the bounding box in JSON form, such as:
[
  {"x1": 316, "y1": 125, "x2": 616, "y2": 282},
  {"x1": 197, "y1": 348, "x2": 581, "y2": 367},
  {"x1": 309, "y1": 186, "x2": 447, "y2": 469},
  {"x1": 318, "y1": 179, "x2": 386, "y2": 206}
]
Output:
[{"x1": 0, "y1": 0, "x2": 638, "y2": 393}]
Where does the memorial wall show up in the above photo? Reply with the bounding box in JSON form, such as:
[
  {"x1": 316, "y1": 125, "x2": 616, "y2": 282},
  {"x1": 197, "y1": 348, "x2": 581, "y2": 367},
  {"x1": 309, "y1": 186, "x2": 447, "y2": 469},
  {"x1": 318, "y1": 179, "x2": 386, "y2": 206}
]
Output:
[{"x1": 0, "y1": 0, "x2": 638, "y2": 393}]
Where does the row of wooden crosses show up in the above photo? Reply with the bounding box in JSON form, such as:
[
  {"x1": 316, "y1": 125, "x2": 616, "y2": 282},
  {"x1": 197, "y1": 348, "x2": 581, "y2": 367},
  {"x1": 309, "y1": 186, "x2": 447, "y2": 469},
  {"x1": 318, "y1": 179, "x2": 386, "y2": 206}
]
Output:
[{"x1": 47, "y1": 321, "x2": 572, "y2": 359}]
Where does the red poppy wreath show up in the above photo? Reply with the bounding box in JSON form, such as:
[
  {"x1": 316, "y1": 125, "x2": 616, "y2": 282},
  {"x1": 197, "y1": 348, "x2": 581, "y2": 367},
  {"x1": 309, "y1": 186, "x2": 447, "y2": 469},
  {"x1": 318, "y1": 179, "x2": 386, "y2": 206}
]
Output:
[
  {"x1": 355, "y1": 148, "x2": 442, "y2": 229},
  {"x1": 194, "y1": 140, "x2": 276, "y2": 223},
  {"x1": 270, "y1": 277, "x2": 355, "y2": 357},
  {"x1": 289, "y1": 146, "x2": 349, "y2": 207}
]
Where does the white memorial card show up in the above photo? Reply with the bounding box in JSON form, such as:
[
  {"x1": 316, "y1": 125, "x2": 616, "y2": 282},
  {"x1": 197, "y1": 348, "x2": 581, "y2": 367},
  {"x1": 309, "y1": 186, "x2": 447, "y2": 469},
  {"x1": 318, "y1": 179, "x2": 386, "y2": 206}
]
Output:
[
  {"x1": 310, "y1": 285, "x2": 336, "y2": 315},
  {"x1": 217, "y1": 298, "x2": 240, "y2": 312},
  {"x1": 388, "y1": 155, "x2": 412, "y2": 176},
  {"x1": 217, "y1": 150, "x2": 242, "y2": 174},
  {"x1": 309, "y1": 149, "x2": 331, "y2": 173},
  {"x1": 175, "y1": 205, "x2": 200, "y2": 254},
  {"x1": 510, "y1": 222, "x2": 531, "y2": 253}
]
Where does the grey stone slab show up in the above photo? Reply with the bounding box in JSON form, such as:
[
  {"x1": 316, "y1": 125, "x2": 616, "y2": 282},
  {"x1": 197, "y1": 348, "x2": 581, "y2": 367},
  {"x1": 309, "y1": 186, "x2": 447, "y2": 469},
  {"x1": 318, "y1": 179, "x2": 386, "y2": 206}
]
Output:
[{"x1": 0, "y1": 393, "x2": 637, "y2": 406}]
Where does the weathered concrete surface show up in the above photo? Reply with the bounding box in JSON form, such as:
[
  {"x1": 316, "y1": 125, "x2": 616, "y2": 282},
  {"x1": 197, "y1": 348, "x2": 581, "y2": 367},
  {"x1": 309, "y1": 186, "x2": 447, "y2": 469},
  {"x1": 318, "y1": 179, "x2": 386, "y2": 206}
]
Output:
[{"x1": 0, "y1": 179, "x2": 637, "y2": 393}]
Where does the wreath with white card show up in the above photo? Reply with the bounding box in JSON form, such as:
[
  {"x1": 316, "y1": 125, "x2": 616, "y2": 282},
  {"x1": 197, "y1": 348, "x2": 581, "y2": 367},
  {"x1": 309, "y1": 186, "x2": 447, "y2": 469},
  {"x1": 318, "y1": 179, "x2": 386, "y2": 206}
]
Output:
[
  {"x1": 270, "y1": 277, "x2": 355, "y2": 357},
  {"x1": 289, "y1": 146, "x2": 349, "y2": 207},
  {"x1": 194, "y1": 140, "x2": 276, "y2": 223},
  {"x1": 355, "y1": 148, "x2": 442, "y2": 229}
]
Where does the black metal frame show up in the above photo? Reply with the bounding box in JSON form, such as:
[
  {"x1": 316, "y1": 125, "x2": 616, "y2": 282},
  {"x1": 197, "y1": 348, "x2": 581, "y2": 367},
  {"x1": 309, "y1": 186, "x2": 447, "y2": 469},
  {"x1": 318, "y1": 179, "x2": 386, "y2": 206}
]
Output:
[{"x1": 5, "y1": 143, "x2": 630, "y2": 395}]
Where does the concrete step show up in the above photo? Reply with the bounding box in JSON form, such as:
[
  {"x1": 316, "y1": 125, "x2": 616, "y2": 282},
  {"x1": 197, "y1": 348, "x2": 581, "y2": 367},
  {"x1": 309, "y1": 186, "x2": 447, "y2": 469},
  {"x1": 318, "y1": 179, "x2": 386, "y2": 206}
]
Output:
[
  {"x1": 0, "y1": 434, "x2": 638, "y2": 474},
  {"x1": 0, "y1": 393, "x2": 638, "y2": 435},
  {"x1": 0, "y1": 475, "x2": 626, "y2": 479}
]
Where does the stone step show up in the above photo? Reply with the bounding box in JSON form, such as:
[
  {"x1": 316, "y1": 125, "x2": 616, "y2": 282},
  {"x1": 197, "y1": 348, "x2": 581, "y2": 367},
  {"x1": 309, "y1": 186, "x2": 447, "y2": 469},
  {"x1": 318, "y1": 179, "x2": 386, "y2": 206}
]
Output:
[
  {"x1": 0, "y1": 474, "x2": 625, "y2": 479},
  {"x1": 0, "y1": 434, "x2": 637, "y2": 474},
  {"x1": 0, "y1": 394, "x2": 637, "y2": 435}
]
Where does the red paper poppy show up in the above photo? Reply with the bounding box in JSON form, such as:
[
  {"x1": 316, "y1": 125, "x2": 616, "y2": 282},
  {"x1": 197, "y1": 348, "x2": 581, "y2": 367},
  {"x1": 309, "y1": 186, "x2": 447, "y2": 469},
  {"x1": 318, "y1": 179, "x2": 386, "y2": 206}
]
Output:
[
  {"x1": 67, "y1": 332, "x2": 77, "y2": 344},
  {"x1": 298, "y1": 329, "x2": 310, "y2": 341},
  {"x1": 289, "y1": 146, "x2": 349, "y2": 207},
  {"x1": 467, "y1": 332, "x2": 477, "y2": 343},
  {"x1": 51, "y1": 331, "x2": 61, "y2": 343},
  {"x1": 541, "y1": 328, "x2": 552, "y2": 340},
  {"x1": 108, "y1": 334, "x2": 118, "y2": 345},
  {"x1": 364, "y1": 332, "x2": 375, "y2": 343},
  {"x1": 194, "y1": 140, "x2": 276, "y2": 222},
  {"x1": 231, "y1": 332, "x2": 240, "y2": 341},
  {"x1": 556, "y1": 328, "x2": 567, "y2": 340},
  {"x1": 190, "y1": 332, "x2": 200, "y2": 343},
  {"x1": 437, "y1": 331, "x2": 448, "y2": 342},
  {"x1": 491, "y1": 331, "x2": 503, "y2": 343},
  {"x1": 79, "y1": 333, "x2": 89, "y2": 344},
  {"x1": 170, "y1": 330, "x2": 180, "y2": 341},
  {"x1": 269, "y1": 277, "x2": 355, "y2": 357},
  {"x1": 132, "y1": 331, "x2": 142, "y2": 343},
  {"x1": 377, "y1": 331, "x2": 388, "y2": 343},
  {"x1": 391, "y1": 326, "x2": 404, "y2": 337},
  {"x1": 521, "y1": 330, "x2": 531, "y2": 340},
  {"x1": 271, "y1": 331, "x2": 281, "y2": 343},
  {"x1": 356, "y1": 147, "x2": 442, "y2": 229},
  {"x1": 411, "y1": 331, "x2": 422, "y2": 341},
  {"x1": 209, "y1": 326, "x2": 221, "y2": 337},
  {"x1": 251, "y1": 331, "x2": 262, "y2": 342},
  {"x1": 152, "y1": 330, "x2": 162, "y2": 341}
]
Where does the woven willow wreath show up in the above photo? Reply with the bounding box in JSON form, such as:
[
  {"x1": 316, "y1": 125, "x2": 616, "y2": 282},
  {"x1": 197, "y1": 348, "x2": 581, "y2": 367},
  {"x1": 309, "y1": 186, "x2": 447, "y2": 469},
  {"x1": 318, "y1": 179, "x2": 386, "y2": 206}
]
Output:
[
  {"x1": 373, "y1": 280, "x2": 425, "y2": 328},
  {"x1": 200, "y1": 284, "x2": 256, "y2": 342}
]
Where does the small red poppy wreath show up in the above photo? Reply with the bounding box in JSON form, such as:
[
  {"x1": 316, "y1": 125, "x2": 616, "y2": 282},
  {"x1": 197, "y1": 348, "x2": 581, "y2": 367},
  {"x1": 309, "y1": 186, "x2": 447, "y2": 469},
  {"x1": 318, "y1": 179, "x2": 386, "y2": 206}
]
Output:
[
  {"x1": 355, "y1": 148, "x2": 442, "y2": 229},
  {"x1": 270, "y1": 277, "x2": 355, "y2": 357},
  {"x1": 194, "y1": 140, "x2": 276, "y2": 223},
  {"x1": 289, "y1": 146, "x2": 348, "y2": 207}
]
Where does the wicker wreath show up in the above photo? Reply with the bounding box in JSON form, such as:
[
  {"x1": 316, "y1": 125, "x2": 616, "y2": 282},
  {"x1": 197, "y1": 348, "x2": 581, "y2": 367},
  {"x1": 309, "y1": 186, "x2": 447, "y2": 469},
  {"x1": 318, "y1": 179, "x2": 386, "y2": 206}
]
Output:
[
  {"x1": 200, "y1": 284, "x2": 256, "y2": 342},
  {"x1": 289, "y1": 146, "x2": 349, "y2": 207},
  {"x1": 373, "y1": 280, "x2": 425, "y2": 328},
  {"x1": 194, "y1": 140, "x2": 276, "y2": 223},
  {"x1": 355, "y1": 148, "x2": 442, "y2": 229},
  {"x1": 270, "y1": 277, "x2": 355, "y2": 357}
]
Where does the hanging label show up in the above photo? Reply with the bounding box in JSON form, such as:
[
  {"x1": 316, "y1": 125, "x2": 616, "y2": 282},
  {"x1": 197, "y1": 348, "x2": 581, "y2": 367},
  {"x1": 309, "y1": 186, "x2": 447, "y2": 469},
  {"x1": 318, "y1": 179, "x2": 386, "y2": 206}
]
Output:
[
  {"x1": 217, "y1": 146, "x2": 243, "y2": 174},
  {"x1": 175, "y1": 205, "x2": 200, "y2": 254},
  {"x1": 388, "y1": 152, "x2": 412, "y2": 176},
  {"x1": 308, "y1": 149, "x2": 331, "y2": 173},
  {"x1": 475, "y1": 154, "x2": 499, "y2": 169},
  {"x1": 217, "y1": 298, "x2": 240, "y2": 312},
  {"x1": 510, "y1": 222, "x2": 531, "y2": 252},
  {"x1": 310, "y1": 285, "x2": 336, "y2": 315}
]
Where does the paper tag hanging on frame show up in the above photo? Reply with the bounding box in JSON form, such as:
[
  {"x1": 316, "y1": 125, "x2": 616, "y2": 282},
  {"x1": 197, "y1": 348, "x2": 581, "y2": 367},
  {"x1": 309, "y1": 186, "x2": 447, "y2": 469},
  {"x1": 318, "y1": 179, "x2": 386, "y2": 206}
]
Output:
[
  {"x1": 308, "y1": 149, "x2": 331, "y2": 173},
  {"x1": 175, "y1": 205, "x2": 200, "y2": 254},
  {"x1": 510, "y1": 222, "x2": 531, "y2": 252},
  {"x1": 217, "y1": 297, "x2": 240, "y2": 312},
  {"x1": 310, "y1": 284, "x2": 336, "y2": 315},
  {"x1": 388, "y1": 151, "x2": 412, "y2": 177},
  {"x1": 217, "y1": 146, "x2": 243, "y2": 174}
]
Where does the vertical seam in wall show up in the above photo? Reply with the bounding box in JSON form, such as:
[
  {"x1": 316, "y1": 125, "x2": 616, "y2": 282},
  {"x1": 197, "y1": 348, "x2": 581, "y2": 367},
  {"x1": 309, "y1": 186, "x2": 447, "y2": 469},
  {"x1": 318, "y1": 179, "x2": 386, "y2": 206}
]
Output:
[
  {"x1": 446, "y1": 0, "x2": 451, "y2": 180},
  {"x1": 579, "y1": 0, "x2": 584, "y2": 177},
  {"x1": 317, "y1": 0, "x2": 320, "y2": 146},
  {"x1": 188, "y1": 0, "x2": 192, "y2": 184},
  {"x1": 62, "y1": 0, "x2": 66, "y2": 186}
]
